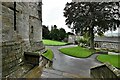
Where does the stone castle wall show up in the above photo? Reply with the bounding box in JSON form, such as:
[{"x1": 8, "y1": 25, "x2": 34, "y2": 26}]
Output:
[
  {"x1": 0, "y1": 2, "x2": 43, "y2": 77},
  {"x1": 0, "y1": 2, "x2": 2, "y2": 78}
]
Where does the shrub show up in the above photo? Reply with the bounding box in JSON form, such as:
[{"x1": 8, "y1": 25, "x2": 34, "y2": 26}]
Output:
[{"x1": 78, "y1": 38, "x2": 88, "y2": 46}]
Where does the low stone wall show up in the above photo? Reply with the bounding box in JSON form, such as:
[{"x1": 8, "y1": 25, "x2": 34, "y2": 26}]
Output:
[
  {"x1": 108, "y1": 52, "x2": 120, "y2": 55},
  {"x1": 95, "y1": 41, "x2": 120, "y2": 52},
  {"x1": 90, "y1": 63, "x2": 120, "y2": 79},
  {"x1": 39, "y1": 57, "x2": 53, "y2": 68},
  {"x1": 24, "y1": 52, "x2": 40, "y2": 65}
]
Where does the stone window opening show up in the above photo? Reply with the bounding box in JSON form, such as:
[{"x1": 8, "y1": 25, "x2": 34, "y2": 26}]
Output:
[
  {"x1": 31, "y1": 26, "x2": 33, "y2": 33},
  {"x1": 14, "y1": 2, "x2": 16, "y2": 31}
]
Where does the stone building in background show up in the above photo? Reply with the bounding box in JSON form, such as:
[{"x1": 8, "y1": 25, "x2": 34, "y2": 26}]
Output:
[
  {"x1": 0, "y1": 1, "x2": 44, "y2": 78},
  {"x1": 94, "y1": 36, "x2": 120, "y2": 52}
]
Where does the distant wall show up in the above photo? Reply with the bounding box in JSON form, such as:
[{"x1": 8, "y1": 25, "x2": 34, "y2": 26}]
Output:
[
  {"x1": 95, "y1": 41, "x2": 120, "y2": 51},
  {"x1": 68, "y1": 35, "x2": 75, "y2": 43},
  {"x1": 94, "y1": 37, "x2": 120, "y2": 52},
  {"x1": 68, "y1": 35, "x2": 83, "y2": 43}
]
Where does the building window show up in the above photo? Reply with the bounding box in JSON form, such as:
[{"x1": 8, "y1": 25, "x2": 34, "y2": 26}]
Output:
[
  {"x1": 14, "y1": 2, "x2": 16, "y2": 31},
  {"x1": 31, "y1": 26, "x2": 33, "y2": 33}
]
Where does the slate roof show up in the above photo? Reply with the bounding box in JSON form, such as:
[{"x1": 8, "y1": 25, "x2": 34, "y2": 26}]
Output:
[{"x1": 94, "y1": 36, "x2": 120, "y2": 43}]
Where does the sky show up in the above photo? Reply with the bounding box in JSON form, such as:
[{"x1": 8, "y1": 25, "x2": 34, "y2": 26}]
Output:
[
  {"x1": 42, "y1": 0, "x2": 119, "y2": 36},
  {"x1": 42, "y1": 0, "x2": 72, "y2": 32}
]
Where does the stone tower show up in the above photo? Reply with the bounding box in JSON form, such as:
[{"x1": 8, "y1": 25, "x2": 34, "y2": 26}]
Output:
[{"x1": 0, "y1": 1, "x2": 44, "y2": 78}]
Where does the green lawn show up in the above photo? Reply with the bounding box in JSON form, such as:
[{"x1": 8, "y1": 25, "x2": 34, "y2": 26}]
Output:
[
  {"x1": 59, "y1": 46, "x2": 94, "y2": 58},
  {"x1": 97, "y1": 54, "x2": 120, "y2": 68},
  {"x1": 42, "y1": 49, "x2": 54, "y2": 61},
  {"x1": 43, "y1": 39, "x2": 67, "y2": 46}
]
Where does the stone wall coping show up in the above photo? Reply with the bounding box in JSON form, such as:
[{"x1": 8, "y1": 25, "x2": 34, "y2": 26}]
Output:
[
  {"x1": 91, "y1": 63, "x2": 120, "y2": 77},
  {"x1": 91, "y1": 64, "x2": 105, "y2": 69},
  {"x1": 41, "y1": 55, "x2": 53, "y2": 62}
]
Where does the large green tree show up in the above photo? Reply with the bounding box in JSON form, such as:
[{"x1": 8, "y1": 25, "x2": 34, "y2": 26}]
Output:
[
  {"x1": 49, "y1": 25, "x2": 67, "y2": 41},
  {"x1": 42, "y1": 25, "x2": 50, "y2": 39},
  {"x1": 49, "y1": 25, "x2": 60, "y2": 40},
  {"x1": 64, "y1": 2, "x2": 120, "y2": 49},
  {"x1": 59, "y1": 28, "x2": 67, "y2": 41}
]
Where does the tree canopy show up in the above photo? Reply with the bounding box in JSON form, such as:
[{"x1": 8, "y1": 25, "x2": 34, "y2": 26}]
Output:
[
  {"x1": 42, "y1": 25, "x2": 50, "y2": 39},
  {"x1": 63, "y1": 2, "x2": 120, "y2": 49},
  {"x1": 49, "y1": 25, "x2": 60, "y2": 40},
  {"x1": 59, "y1": 28, "x2": 67, "y2": 41},
  {"x1": 43, "y1": 25, "x2": 67, "y2": 41}
]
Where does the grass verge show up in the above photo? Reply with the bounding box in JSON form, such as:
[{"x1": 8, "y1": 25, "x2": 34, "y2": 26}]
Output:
[
  {"x1": 43, "y1": 39, "x2": 67, "y2": 46},
  {"x1": 59, "y1": 46, "x2": 94, "y2": 58},
  {"x1": 97, "y1": 54, "x2": 120, "y2": 68},
  {"x1": 42, "y1": 49, "x2": 54, "y2": 61}
]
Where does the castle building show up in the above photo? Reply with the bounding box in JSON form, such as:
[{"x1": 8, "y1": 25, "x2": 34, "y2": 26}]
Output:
[{"x1": 0, "y1": 1, "x2": 44, "y2": 78}]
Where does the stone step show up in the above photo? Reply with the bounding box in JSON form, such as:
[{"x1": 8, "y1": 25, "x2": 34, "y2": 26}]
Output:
[
  {"x1": 23, "y1": 66, "x2": 43, "y2": 78},
  {"x1": 41, "y1": 68, "x2": 65, "y2": 78},
  {"x1": 6, "y1": 63, "x2": 35, "y2": 78},
  {"x1": 41, "y1": 68, "x2": 84, "y2": 78},
  {"x1": 41, "y1": 71, "x2": 65, "y2": 78},
  {"x1": 43, "y1": 68, "x2": 63, "y2": 75}
]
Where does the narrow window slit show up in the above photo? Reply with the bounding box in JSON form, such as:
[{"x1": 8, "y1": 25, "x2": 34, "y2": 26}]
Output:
[{"x1": 14, "y1": 2, "x2": 16, "y2": 31}]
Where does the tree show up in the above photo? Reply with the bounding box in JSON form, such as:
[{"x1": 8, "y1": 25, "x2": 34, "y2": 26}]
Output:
[
  {"x1": 42, "y1": 25, "x2": 50, "y2": 39},
  {"x1": 64, "y1": 2, "x2": 120, "y2": 49},
  {"x1": 49, "y1": 25, "x2": 67, "y2": 41},
  {"x1": 59, "y1": 28, "x2": 67, "y2": 41},
  {"x1": 67, "y1": 32, "x2": 74, "y2": 35},
  {"x1": 49, "y1": 25, "x2": 60, "y2": 40}
]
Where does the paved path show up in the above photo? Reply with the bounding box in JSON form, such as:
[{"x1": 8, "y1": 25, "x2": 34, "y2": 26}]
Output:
[
  {"x1": 41, "y1": 68, "x2": 85, "y2": 78},
  {"x1": 47, "y1": 45, "x2": 102, "y2": 78}
]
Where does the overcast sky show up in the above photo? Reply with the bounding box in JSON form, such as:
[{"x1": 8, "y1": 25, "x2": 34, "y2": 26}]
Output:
[
  {"x1": 42, "y1": 0, "x2": 72, "y2": 32},
  {"x1": 42, "y1": 0, "x2": 119, "y2": 36}
]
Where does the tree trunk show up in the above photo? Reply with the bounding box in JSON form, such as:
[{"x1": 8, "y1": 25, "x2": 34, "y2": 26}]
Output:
[{"x1": 89, "y1": 27, "x2": 94, "y2": 50}]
